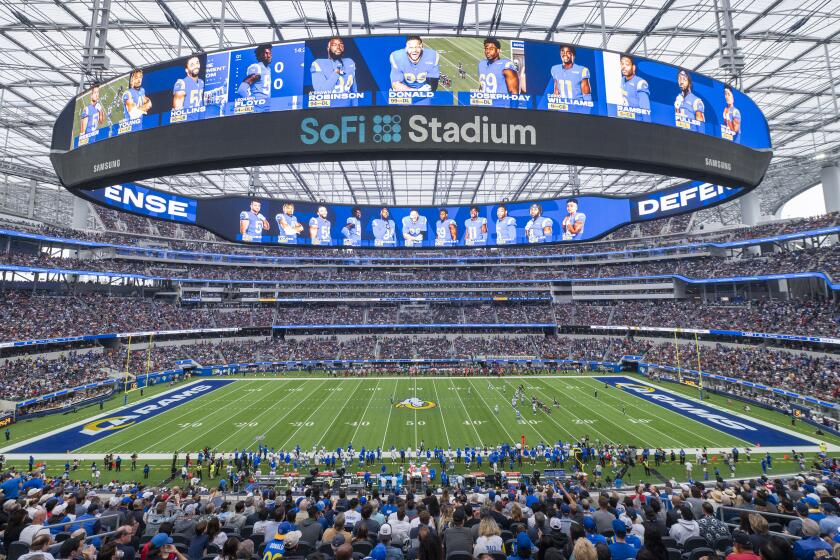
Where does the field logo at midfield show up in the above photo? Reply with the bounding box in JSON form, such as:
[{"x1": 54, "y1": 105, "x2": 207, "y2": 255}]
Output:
[
  {"x1": 80, "y1": 415, "x2": 139, "y2": 435},
  {"x1": 615, "y1": 383, "x2": 654, "y2": 393},
  {"x1": 395, "y1": 397, "x2": 436, "y2": 410}
]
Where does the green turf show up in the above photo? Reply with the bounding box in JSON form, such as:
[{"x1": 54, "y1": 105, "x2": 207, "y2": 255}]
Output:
[{"x1": 61, "y1": 376, "x2": 749, "y2": 455}]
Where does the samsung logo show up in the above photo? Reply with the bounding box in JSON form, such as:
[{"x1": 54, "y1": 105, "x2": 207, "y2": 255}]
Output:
[
  {"x1": 704, "y1": 157, "x2": 732, "y2": 171},
  {"x1": 93, "y1": 159, "x2": 120, "y2": 173}
]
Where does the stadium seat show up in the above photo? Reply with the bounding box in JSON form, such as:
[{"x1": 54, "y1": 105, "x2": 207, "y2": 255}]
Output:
[
  {"x1": 249, "y1": 534, "x2": 265, "y2": 548},
  {"x1": 683, "y1": 536, "x2": 710, "y2": 553},
  {"x1": 682, "y1": 547, "x2": 716, "y2": 560},
  {"x1": 713, "y1": 536, "x2": 732, "y2": 552},
  {"x1": 242, "y1": 525, "x2": 254, "y2": 538},
  {"x1": 352, "y1": 541, "x2": 373, "y2": 556},
  {"x1": 207, "y1": 544, "x2": 221, "y2": 555},
  {"x1": 297, "y1": 542, "x2": 315, "y2": 556},
  {"x1": 662, "y1": 537, "x2": 679, "y2": 550},
  {"x1": 7, "y1": 542, "x2": 29, "y2": 560},
  {"x1": 447, "y1": 552, "x2": 473, "y2": 560},
  {"x1": 667, "y1": 549, "x2": 681, "y2": 560},
  {"x1": 172, "y1": 535, "x2": 191, "y2": 546},
  {"x1": 318, "y1": 544, "x2": 334, "y2": 555},
  {"x1": 500, "y1": 530, "x2": 513, "y2": 542},
  {"x1": 175, "y1": 543, "x2": 188, "y2": 554}
]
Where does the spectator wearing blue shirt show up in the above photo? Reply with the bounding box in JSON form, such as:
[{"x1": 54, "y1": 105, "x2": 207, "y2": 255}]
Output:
[
  {"x1": 609, "y1": 519, "x2": 638, "y2": 560},
  {"x1": 508, "y1": 532, "x2": 534, "y2": 560},
  {"x1": 583, "y1": 517, "x2": 608, "y2": 546},
  {"x1": 792, "y1": 519, "x2": 832, "y2": 560}
]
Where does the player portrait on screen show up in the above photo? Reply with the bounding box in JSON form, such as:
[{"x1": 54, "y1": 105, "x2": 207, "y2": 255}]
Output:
[
  {"x1": 309, "y1": 206, "x2": 332, "y2": 245},
  {"x1": 275, "y1": 202, "x2": 303, "y2": 244},
  {"x1": 495, "y1": 205, "x2": 517, "y2": 245},
  {"x1": 402, "y1": 210, "x2": 428, "y2": 247},
  {"x1": 478, "y1": 38, "x2": 519, "y2": 94},
  {"x1": 619, "y1": 54, "x2": 650, "y2": 117},
  {"x1": 674, "y1": 69, "x2": 705, "y2": 128},
  {"x1": 435, "y1": 209, "x2": 457, "y2": 246},
  {"x1": 464, "y1": 206, "x2": 488, "y2": 246},
  {"x1": 311, "y1": 37, "x2": 357, "y2": 94},
  {"x1": 172, "y1": 56, "x2": 205, "y2": 111},
  {"x1": 389, "y1": 36, "x2": 440, "y2": 91},
  {"x1": 123, "y1": 69, "x2": 152, "y2": 121},
  {"x1": 236, "y1": 44, "x2": 272, "y2": 113},
  {"x1": 525, "y1": 203, "x2": 553, "y2": 243},
  {"x1": 560, "y1": 198, "x2": 586, "y2": 241},
  {"x1": 550, "y1": 45, "x2": 591, "y2": 103},
  {"x1": 239, "y1": 200, "x2": 269, "y2": 241},
  {"x1": 78, "y1": 84, "x2": 105, "y2": 135},
  {"x1": 722, "y1": 86, "x2": 742, "y2": 143},
  {"x1": 372, "y1": 207, "x2": 397, "y2": 246},
  {"x1": 341, "y1": 207, "x2": 363, "y2": 246}
]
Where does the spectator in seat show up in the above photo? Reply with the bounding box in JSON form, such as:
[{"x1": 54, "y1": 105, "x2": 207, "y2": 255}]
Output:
[
  {"x1": 698, "y1": 502, "x2": 730, "y2": 547},
  {"x1": 792, "y1": 520, "x2": 832, "y2": 560},
  {"x1": 610, "y1": 519, "x2": 639, "y2": 560},
  {"x1": 20, "y1": 534, "x2": 56, "y2": 560},
  {"x1": 378, "y1": 524, "x2": 404, "y2": 560},
  {"x1": 573, "y1": 538, "x2": 598, "y2": 560},
  {"x1": 728, "y1": 532, "x2": 761, "y2": 560},
  {"x1": 669, "y1": 505, "x2": 700, "y2": 546},
  {"x1": 443, "y1": 509, "x2": 472, "y2": 555},
  {"x1": 475, "y1": 516, "x2": 505, "y2": 556},
  {"x1": 636, "y1": 527, "x2": 668, "y2": 560}
]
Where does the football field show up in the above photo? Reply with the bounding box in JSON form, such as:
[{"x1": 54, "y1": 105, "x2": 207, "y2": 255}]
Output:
[{"x1": 5, "y1": 375, "x2": 821, "y2": 459}]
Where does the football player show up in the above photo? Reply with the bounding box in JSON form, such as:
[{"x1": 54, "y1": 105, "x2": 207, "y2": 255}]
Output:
[
  {"x1": 435, "y1": 209, "x2": 457, "y2": 246},
  {"x1": 389, "y1": 36, "x2": 440, "y2": 91},
  {"x1": 495, "y1": 205, "x2": 517, "y2": 245},
  {"x1": 123, "y1": 69, "x2": 152, "y2": 120},
  {"x1": 309, "y1": 206, "x2": 332, "y2": 245},
  {"x1": 478, "y1": 38, "x2": 519, "y2": 94},
  {"x1": 619, "y1": 55, "x2": 650, "y2": 112},
  {"x1": 560, "y1": 198, "x2": 586, "y2": 240},
  {"x1": 525, "y1": 203, "x2": 553, "y2": 243},
  {"x1": 675, "y1": 69, "x2": 705, "y2": 122},
  {"x1": 372, "y1": 207, "x2": 397, "y2": 246},
  {"x1": 173, "y1": 55, "x2": 205, "y2": 110},
  {"x1": 723, "y1": 85, "x2": 741, "y2": 142},
  {"x1": 311, "y1": 37, "x2": 357, "y2": 94},
  {"x1": 239, "y1": 200, "x2": 269, "y2": 241},
  {"x1": 341, "y1": 207, "x2": 363, "y2": 246},
  {"x1": 275, "y1": 203, "x2": 303, "y2": 244},
  {"x1": 236, "y1": 44, "x2": 272, "y2": 112},
  {"x1": 79, "y1": 84, "x2": 105, "y2": 135},
  {"x1": 402, "y1": 209, "x2": 427, "y2": 247},
  {"x1": 550, "y1": 45, "x2": 591, "y2": 101},
  {"x1": 464, "y1": 206, "x2": 488, "y2": 245}
]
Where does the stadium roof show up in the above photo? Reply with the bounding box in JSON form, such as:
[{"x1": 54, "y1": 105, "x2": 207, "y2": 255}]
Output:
[{"x1": 0, "y1": 0, "x2": 838, "y2": 222}]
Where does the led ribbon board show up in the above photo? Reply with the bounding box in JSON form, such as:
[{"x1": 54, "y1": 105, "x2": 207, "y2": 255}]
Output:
[
  {"x1": 52, "y1": 35, "x2": 771, "y2": 193},
  {"x1": 76, "y1": 180, "x2": 741, "y2": 247}
]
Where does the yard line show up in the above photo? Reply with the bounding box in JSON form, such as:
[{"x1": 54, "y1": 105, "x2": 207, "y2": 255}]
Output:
[
  {"x1": 80, "y1": 380, "x2": 256, "y2": 453},
  {"x1": 430, "y1": 379, "x2": 451, "y2": 449},
  {"x1": 465, "y1": 378, "x2": 516, "y2": 443},
  {"x1": 138, "y1": 381, "x2": 270, "y2": 453},
  {"x1": 449, "y1": 379, "x2": 484, "y2": 446},
  {"x1": 315, "y1": 380, "x2": 365, "y2": 448},
  {"x1": 257, "y1": 379, "x2": 331, "y2": 450},
  {"x1": 201, "y1": 381, "x2": 302, "y2": 451},
  {"x1": 577, "y1": 378, "x2": 732, "y2": 448},
  {"x1": 279, "y1": 380, "x2": 339, "y2": 450},
  {"x1": 350, "y1": 379, "x2": 380, "y2": 444},
  {"x1": 381, "y1": 378, "x2": 400, "y2": 450}
]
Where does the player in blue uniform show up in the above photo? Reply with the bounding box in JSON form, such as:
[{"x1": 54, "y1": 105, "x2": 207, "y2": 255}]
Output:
[
  {"x1": 619, "y1": 55, "x2": 651, "y2": 118},
  {"x1": 464, "y1": 206, "x2": 488, "y2": 245},
  {"x1": 402, "y1": 210, "x2": 427, "y2": 247},
  {"x1": 123, "y1": 69, "x2": 151, "y2": 121},
  {"x1": 495, "y1": 205, "x2": 517, "y2": 245},
  {"x1": 525, "y1": 203, "x2": 553, "y2": 243},
  {"x1": 172, "y1": 55, "x2": 205, "y2": 110},
  {"x1": 79, "y1": 85, "x2": 105, "y2": 135},
  {"x1": 275, "y1": 203, "x2": 303, "y2": 244},
  {"x1": 389, "y1": 36, "x2": 440, "y2": 91},
  {"x1": 236, "y1": 44, "x2": 272, "y2": 112},
  {"x1": 675, "y1": 69, "x2": 705, "y2": 125},
  {"x1": 478, "y1": 38, "x2": 519, "y2": 94},
  {"x1": 550, "y1": 45, "x2": 591, "y2": 102},
  {"x1": 309, "y1": 206, "x2": 332, "y2": 245},
  {"x1": 372, "y1": 208, "x2": 397, "y2": 246},
  {"x1": 239, "y1": 200, "x2": 269, "y2": 241},
  {"x1": 722, "y1": 86, "x2": 741, "y2": 143},
  {"x1": 435, "y1": 209, "x2": 457, "y2": 246},
  {"x1": 341, "y1": 207, "x2": 363, "y2": 246},
  {"x1": 311, "y1": 37, "x2": 357, "y2": 94},
  {"x1": 560, "y1": 198, "x2": 586, "y2": 240}
]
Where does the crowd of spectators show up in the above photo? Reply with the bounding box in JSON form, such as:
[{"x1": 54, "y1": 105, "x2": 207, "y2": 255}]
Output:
[{"x1": 0, "y1": 350, "x2": 114, "y2": 401}]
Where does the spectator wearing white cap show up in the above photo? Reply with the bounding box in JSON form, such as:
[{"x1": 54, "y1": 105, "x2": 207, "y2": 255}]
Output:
[{"x1": 378, "y1": 523, "x2": 404, "y2": 560}]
